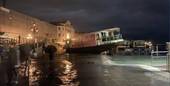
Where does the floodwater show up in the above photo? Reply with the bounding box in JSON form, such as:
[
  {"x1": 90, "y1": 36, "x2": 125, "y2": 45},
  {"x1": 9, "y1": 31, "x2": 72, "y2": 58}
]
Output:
[
  {"x1": 17, "y1": 54, "x2": 170, "y2": 86},
  {"x1": 19, "y1": 55, "x2": 80, "y2": 86}
]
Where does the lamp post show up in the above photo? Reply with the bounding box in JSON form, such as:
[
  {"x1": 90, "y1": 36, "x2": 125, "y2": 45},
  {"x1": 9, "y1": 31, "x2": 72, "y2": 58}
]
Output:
[
  {"x1": 65, "y1": 33, "x2": 71, "y2": 48},
  {"x1": 30, "y1": 23, "x2": 39, "y2": 49}
]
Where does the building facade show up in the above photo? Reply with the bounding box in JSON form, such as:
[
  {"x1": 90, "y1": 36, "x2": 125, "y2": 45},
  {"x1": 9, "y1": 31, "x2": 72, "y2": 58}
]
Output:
[
  {"x1": 0, "y1": 7, "x2": 75, "y2": 54},
  {"x1": 50, "y1": 20, "x2": 75, "y2": 53}
]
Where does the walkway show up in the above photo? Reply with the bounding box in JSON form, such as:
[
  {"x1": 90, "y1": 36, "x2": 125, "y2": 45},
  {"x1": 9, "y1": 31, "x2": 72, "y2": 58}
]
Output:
[{"x1": 16, "y1": 54, "x2": 170, "y2": 86}]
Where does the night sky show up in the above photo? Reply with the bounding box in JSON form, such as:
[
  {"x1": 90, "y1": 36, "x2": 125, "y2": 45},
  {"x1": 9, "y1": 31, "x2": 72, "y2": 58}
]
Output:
[{"x1": 1, "y1": 0, "x2": 170, "y2": 43}]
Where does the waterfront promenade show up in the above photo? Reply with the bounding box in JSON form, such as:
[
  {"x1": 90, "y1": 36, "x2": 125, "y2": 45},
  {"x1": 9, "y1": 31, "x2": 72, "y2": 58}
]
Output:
[{"x1": 1, "y1": 54, "x2": 169, "y2": 86}]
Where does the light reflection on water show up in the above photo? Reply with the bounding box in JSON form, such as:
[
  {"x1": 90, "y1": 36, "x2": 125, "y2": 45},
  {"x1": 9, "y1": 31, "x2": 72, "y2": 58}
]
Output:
[
  {"x1": 29, "y1": 61, "x2": 43, "y2": 86},
  {"x1": 19, "y1": 56, "x2": 79, "y2": 86},
  {"x1": 58, "y1": 60, "x2": 79, "y2": 86}
]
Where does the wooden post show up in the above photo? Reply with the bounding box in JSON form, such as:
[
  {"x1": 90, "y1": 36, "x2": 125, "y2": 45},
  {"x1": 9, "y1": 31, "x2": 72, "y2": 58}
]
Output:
[
  {"x1": 18, "y1": 35, "x2": 21, "y2": 45},
  {"x1": 156, "y1": 45, "x2": 159, "y2": 56},
  {"x1": 2, "y1": 0, "x2": 6, "y2": 7}
]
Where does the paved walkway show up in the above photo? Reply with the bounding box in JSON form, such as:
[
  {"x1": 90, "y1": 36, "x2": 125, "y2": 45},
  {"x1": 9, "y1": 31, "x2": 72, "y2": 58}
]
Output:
[
  {"x1": 74, "y1": 54, "x2": 170, "y2": 86},
  {"x1": 1, "y1": 54, "x2": 170, "y2": 86}
]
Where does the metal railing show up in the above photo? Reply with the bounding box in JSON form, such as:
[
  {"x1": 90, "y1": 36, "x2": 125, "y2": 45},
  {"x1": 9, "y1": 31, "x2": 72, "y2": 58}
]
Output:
[
  {"x1": 151, "y1": 50, "x2": 168, "y2": 71},
  {"x1": 151, "y1": 44, "x2": 170, "y2": 72},
  {"x1": 151, "y1": 50, "x2": 168, "y2": 58},
  {"x1": 167, "y1": 42, "x2": 170, "y2": 72},
  {"x1": 167, "y1": 52, "x2": 170, "y2": 72}
]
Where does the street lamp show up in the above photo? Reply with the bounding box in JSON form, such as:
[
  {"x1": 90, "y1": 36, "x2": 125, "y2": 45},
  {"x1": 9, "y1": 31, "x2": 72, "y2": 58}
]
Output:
[
  {"x1": 30, "y1": 23, "x2": 39, "y2": 49},
  {"x1": 65, "y1": 33, "x2": 71, "y2": 48},
  {"x1": 66, "y1": 33, "x2": 70, "y2": 39},
  {"x1": 31, "y1": 23, "x2": 39, "y2": 34}
]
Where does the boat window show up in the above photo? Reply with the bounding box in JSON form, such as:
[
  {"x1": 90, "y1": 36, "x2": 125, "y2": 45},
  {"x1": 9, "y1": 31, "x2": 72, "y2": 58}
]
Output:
[{"x1": 96, "y1": 34, "x2": 100, "y2": 40}]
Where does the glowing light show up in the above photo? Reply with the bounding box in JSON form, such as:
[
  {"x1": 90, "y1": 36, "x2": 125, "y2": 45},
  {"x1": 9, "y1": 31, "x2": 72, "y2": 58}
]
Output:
[
  {"x1": 66, "y1": 33, "x2": 70, "y2": 39},
  {"x1": 145, "y1": 41, "x2": 152, "y2": 47},
  {"x1": 33, "y1": 23, "x2": 36, "y2": 27},
  {"x1": 66, "y1": 40, "x2": 70, "y2": 44},
  {"x1": 26, "y1": 34, "x2": 33, "y2": 39}
]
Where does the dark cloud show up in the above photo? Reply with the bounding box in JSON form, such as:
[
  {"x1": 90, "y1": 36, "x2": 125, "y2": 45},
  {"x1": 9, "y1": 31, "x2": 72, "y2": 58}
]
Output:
[{"x1": 1, "y1": 0, "x2": 169, "y2": 43}]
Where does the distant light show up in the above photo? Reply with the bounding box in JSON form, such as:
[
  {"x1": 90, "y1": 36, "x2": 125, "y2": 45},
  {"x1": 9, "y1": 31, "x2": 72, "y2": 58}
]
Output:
[
  {"x1": 26, "y1": 34, "x2": 33, "y2": 39},
  {"x1": 66, "y1": 40, "x2": 70, "y2": 44},
  {"x1": 33, "y1": 23, "x2": 36, "y2": 27},
  {"x1": 66, "y1": 33, "x2": 70, "y2": 39},
  {"x1": 145, "y1": 41, "x2": 152, "y2": 47},
  {"x1": 31, "y1": 28, "x2": 34, "y2": 32},
  {"x1": 35, "y1": 29, "x2": 39, "y2": 32}
]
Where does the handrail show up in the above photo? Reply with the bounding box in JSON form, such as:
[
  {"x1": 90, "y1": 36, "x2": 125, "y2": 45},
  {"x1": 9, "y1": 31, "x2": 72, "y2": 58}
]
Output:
[
  {"x1": 151, "y1": 51, "x2": 168, "y2": 54},
  {"x1": 151, "y1": 50, "x2": 168, "y2": 58}
]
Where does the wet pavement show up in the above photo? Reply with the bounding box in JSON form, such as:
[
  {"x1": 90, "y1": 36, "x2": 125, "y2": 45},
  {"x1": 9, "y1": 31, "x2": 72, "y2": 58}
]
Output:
[{"x1": 17, "y1": 54, "x2": 170, "y2": 86}]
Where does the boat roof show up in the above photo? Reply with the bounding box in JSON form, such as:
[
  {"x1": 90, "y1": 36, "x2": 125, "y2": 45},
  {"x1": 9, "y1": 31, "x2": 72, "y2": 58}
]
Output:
[{"x1": 88, "y1": 27, "x2": 120, "y2": 34}]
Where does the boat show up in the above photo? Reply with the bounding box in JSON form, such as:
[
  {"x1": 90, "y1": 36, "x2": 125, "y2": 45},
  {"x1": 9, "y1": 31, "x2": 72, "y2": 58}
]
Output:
[{"x1": 66, "y1": 27, "x2": 124, "y2": 53}]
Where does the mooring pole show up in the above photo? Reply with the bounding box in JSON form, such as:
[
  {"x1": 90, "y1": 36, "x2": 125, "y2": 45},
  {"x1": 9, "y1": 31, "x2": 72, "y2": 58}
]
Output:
[
  {"x1": 2, "y1": 0, "x2": 6, "y2": 7},
  {"x1": 167, "y1": 42, "x2": 170, "y2": 72}
]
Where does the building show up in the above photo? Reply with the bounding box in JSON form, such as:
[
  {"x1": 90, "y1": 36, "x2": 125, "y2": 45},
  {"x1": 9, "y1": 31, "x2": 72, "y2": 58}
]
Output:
[
  {"x1": 0, "y1": 7, "x2": 75, "y2": 54},
  {"x1": 50, "y1": 20, "x2": 75, "y2": 53}
]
